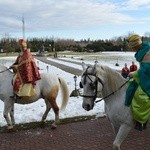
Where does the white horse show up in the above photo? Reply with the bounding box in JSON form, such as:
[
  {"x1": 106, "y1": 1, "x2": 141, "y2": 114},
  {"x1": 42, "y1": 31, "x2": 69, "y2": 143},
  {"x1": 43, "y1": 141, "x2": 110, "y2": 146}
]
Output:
[
  {"x1": 80, "y1": 62, "x2": 136, "y2": 150},
  {"x1": 0, "y1": 65, "x2": 69, "y2": 130}
]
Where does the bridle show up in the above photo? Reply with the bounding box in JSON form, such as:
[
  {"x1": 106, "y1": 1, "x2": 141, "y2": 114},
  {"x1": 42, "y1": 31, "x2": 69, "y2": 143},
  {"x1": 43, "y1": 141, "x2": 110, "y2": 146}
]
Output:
[
  {"x1": 80, "y1": 66, "x2": 129, "y2": 103},
  {"x1": 80, "y1": 66, "x2": 104, "y2": 100}
]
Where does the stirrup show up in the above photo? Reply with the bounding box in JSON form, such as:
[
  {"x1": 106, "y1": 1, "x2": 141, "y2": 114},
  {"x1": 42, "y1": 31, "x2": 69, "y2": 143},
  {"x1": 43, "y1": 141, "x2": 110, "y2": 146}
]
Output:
[{"x1": 10, "y1": 95, "x2": 22, "y2": 100}]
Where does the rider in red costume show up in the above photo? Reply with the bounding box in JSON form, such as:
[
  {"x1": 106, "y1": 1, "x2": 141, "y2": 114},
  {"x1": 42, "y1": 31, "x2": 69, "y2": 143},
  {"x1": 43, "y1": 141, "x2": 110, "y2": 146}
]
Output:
[{"x1": 10, "y1": 39, "x2": 41, "y2": 99}]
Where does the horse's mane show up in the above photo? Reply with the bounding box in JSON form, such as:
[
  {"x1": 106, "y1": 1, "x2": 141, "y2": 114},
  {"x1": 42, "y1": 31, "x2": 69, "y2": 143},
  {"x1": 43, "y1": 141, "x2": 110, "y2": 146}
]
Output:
[{"x1": 96, "y1": 64, "x2": 126, "y2": 91}]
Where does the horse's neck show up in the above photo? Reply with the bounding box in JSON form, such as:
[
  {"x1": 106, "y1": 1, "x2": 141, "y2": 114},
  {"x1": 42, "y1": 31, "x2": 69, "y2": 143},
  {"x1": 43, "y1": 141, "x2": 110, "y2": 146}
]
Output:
[{"x1": 102, "y1": 67, "x2": 126, "y2": 97}]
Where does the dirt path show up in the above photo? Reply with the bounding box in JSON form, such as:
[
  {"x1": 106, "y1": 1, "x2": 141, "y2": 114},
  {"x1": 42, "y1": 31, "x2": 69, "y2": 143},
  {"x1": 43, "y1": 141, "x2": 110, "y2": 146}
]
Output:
[
  {"x1": 0, "y1": 117, "x2": 149, "y2": 150},
  {"x1": 35, "y1": 56, "x2": 82, "y2": 76}
]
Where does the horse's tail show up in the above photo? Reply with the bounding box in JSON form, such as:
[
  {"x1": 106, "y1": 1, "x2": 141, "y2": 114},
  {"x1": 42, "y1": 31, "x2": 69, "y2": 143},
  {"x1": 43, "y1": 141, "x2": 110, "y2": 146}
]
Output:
[{"x1": 58, "y1": 77, "x2": 69, "y2": 110}]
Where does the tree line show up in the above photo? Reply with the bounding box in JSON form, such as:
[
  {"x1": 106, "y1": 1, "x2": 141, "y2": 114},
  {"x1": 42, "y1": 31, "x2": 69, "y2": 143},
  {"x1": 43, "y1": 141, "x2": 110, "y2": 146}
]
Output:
[{"x1": 0, "y1": 35, "x2": 150, "y2": 53}]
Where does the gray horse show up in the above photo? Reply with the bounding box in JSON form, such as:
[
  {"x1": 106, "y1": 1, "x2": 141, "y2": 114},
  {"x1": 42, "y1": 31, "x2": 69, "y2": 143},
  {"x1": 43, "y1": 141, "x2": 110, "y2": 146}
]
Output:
[
  {"x1": 0, "y1": 65, "x2": 69, "y2": 130},
  {"x1": 80, "y1": 62, "x2": 136, "y2": 150}
]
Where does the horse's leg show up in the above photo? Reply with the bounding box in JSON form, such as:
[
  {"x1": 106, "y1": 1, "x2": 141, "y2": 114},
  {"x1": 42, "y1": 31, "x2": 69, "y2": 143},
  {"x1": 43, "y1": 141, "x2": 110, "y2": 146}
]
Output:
[
  {"x1": 44, "y1": 84, "x2": 59, "y2": 129},
  {"x1": 10, "y1": 105, "x2": 15, "y2": 126},
  {"x1": 111, "y1": 122, "x2": 119, "y2": 135},
  {"x1": 113, "y1": 124, "x2": 132, "y2": 150},
  {"x1": 41, "y1": 100, "x2": 52, "y2": 123},
  {"x1": 50, "y1": 98, "x2": 59, "y2": 129},
  {"x1": 3, "y1": 100, "x2": 14, "y2": 129}
]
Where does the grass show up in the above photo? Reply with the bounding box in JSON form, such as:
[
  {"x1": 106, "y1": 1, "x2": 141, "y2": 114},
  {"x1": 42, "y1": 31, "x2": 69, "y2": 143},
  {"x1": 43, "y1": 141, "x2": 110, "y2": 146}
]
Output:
[
  {"x1": 0, "y1": 115, "x2": 98, "y2": 133},
  {"x1": 0, "y1": 53, "x2": 18, "y2": 57}
]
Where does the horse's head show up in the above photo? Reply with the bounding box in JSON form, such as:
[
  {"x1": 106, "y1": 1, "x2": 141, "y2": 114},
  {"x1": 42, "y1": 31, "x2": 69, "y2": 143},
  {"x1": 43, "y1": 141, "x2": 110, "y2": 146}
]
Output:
[{"x1": 80, "y1": 62, "x2": 105, "y2": 111}]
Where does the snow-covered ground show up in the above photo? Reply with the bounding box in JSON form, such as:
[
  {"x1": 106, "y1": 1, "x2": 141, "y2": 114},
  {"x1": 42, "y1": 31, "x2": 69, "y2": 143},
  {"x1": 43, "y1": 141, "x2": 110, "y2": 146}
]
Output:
[
  {"x1": 50, "y1": 51, "x2": 138, "y2": 71},
  {"x1": 0, "y1": 52, "x2": 138, "y2": 127}
]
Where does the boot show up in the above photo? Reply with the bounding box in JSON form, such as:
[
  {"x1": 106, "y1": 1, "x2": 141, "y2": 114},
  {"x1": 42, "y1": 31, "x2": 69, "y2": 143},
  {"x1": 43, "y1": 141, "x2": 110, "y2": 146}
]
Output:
[
  {"x1": 134, "y1": 121, "x2": 143, "y2": 131},
  {"x1": 143, "y1": 120, "x2": 148, "y2": 130}
]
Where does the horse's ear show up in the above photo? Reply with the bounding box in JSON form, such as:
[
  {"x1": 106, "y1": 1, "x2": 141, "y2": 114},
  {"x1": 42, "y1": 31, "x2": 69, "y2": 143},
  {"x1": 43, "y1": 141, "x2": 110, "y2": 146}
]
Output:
[
  {"x1": 101, "y1": 66, "x2": 105, "y2": 70},
  {"x1": 95, "y1": 63, "x2": 105, "y2": 71},
  {"x1": 93, "y1": 63, "x2": 105, "y2": 74},
  {"x1": 93, "y1": 63, "x2": 98, "y2": 73},
  {"x1": 82, "y1": 62, "x2": 87, "y2": 70}
]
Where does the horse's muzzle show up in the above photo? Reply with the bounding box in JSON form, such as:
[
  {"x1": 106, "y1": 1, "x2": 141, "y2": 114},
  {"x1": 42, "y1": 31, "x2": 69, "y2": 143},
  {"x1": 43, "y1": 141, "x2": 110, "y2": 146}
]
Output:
[{"x1": 82, "y1": 103, "x2": 94, "y2": 111}]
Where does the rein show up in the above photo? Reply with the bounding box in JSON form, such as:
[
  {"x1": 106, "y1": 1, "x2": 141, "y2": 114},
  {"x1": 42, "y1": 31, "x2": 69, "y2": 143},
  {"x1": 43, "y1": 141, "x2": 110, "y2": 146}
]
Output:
[
  {"x1": 80, "y1": 66, "x2": 130, "y2": 103},
  {"x1": 0, "y1": 68, "x2": 10, "y2": 73},
  {"x1": 95, "y1": 79, "x2": 129, "y2": 103}
]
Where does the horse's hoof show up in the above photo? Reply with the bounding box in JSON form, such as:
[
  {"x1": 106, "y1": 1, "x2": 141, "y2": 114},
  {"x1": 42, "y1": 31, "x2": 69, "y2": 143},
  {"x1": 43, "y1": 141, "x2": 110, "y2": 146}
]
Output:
[
  {"x1": 7, "y1": 127, "x2": 16, "y2": 133},
  {"x1": 51, "y1": 124, "x2": 57, "y2": 129},
  {"x1": 7, "y1": 126, "x2": 13, "y2": 130}
]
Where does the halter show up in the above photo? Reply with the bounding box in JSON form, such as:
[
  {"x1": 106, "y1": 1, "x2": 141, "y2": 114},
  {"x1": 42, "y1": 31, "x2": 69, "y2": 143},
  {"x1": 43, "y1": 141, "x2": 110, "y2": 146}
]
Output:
[
  {"x1": 80, "y1": 66, "x2": 129, "y2": 103},
  {"x1": 80, "y1": 66, "x2": 104, "y2": 100}
]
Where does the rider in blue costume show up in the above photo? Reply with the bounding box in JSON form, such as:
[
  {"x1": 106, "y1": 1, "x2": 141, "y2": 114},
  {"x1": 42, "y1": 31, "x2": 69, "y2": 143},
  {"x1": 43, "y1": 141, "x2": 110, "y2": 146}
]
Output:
[{"x1": 125, "y1": 34, "x2": 150, "y2": 131}]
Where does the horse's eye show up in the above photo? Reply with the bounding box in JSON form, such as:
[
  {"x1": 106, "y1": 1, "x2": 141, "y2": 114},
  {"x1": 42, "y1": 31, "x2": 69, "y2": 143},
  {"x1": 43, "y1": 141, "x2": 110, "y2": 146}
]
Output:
[{"x1": 79, "y1": 82, "x2": 83, "y2": 88}]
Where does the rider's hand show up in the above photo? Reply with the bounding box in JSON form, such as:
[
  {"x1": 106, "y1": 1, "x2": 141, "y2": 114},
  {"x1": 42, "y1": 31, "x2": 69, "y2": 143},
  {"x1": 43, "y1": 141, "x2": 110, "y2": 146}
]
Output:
[
  {"x1": 9, "y1": 65, "x2": 18, "y2": 73},
  {"x1": 9, "y1": 65, "x2": 12, "y2": 69}
]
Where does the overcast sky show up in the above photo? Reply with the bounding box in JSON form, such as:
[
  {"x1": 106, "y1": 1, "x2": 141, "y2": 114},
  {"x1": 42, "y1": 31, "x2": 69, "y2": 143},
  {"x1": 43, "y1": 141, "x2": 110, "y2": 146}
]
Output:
[{"x1": 0, "y1": 0, "x2": 150, "y2": 40}]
